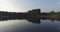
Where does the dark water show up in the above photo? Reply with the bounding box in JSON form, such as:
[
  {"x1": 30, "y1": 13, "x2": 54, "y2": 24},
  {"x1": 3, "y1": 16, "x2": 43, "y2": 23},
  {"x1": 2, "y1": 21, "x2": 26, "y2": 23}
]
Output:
[{"x1": 0, "y1": 19, "x2": 60, "y2": 32}]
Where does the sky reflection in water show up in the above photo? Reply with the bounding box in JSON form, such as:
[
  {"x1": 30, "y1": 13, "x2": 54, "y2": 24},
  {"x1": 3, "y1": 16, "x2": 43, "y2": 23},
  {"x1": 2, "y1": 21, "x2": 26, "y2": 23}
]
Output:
[{"x1": 0, "y1": 19, "x2": 60, "y2": 32}]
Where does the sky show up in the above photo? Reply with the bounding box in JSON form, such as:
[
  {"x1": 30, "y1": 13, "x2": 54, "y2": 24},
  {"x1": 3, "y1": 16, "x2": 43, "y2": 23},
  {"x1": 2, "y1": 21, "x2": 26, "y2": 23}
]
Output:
[{"x1": 0, "y1": 0, "x2": 60, "y2": 12}]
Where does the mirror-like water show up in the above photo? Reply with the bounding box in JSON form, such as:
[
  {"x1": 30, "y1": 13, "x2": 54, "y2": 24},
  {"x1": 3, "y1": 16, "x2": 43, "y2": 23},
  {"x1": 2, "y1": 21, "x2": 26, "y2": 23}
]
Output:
[{"x1": 0, "y1": 19, "x2": 60, "y2": 32}]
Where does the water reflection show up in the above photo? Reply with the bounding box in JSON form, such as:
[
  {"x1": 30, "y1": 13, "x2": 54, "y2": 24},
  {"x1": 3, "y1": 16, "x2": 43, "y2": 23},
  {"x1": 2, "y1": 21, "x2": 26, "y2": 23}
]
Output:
[
  {"x1": 0, "y1": 18, "x2": 60, "y2": 32},
  {"x1": 0, "y1": 19, "x2": 41, "y2": 24},
  {"x1": 27, "y1": 19, "x2": 40, "y2": 24},
  {"x1": 0, "y1": 18, "x2": 60, "y2": 24}
]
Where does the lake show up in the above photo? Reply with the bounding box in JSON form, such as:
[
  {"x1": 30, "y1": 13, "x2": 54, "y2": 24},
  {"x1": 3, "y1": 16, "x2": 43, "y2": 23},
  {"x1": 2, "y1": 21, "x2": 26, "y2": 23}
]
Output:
[{"x1": 0, "y1": 19, "x2": 60, "y2": 32}]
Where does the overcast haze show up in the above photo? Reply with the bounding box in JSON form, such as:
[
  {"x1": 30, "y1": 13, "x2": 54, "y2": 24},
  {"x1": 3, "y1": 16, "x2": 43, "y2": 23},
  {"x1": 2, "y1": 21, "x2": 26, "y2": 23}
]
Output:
[{"x1": 0, "y1": 0, "x2": 60, "y2": 12}]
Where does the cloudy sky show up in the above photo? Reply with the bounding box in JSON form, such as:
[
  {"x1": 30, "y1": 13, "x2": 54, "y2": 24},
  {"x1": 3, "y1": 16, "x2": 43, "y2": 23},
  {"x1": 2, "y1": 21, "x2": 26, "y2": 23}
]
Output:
[{"x1": 0, "y1": 0, "x2": 60, "y2": 12}]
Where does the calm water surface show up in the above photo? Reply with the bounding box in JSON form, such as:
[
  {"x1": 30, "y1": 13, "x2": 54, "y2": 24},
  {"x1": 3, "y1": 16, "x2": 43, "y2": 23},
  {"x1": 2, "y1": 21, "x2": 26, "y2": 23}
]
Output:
[{"x1": 0, "y1": 19, "x2": 60, "y2": 32}]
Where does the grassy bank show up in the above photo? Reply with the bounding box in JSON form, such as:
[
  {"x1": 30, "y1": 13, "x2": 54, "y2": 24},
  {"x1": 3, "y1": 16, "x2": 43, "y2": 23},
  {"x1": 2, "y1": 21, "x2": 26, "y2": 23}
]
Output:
[{"x1": 48, "y1": 13, "x2": 60, "y2": 19}]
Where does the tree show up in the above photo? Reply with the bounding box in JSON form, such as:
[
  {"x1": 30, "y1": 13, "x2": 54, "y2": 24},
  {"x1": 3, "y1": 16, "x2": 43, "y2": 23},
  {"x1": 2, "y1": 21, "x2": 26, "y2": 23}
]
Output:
[{"x1": 51, "y1": 10, "x2": 54, "y2": 13}]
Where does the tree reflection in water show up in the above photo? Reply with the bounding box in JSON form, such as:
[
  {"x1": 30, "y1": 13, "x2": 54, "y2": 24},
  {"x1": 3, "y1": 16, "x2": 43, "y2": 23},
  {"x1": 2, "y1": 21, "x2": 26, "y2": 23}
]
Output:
[{"x1": 0, "y1": 18, "x2": 60, "y2": 24}]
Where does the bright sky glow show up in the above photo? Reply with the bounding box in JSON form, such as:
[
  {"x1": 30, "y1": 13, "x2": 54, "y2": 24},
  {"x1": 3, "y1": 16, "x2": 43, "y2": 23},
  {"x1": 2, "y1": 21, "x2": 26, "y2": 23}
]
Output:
[
  {"x1": 0, "y1": 0, "x2": 60, "y2": 12},
  {"x1": 0, "y1": 0, "x2": 23, "y2": 12}
]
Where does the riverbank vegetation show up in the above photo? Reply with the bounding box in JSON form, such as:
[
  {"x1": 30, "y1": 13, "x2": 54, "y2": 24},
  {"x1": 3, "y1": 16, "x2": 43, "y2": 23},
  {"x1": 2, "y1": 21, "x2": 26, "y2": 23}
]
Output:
[{"x1": 43, "y1": 11, "x2": 60, "y2": 19}]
